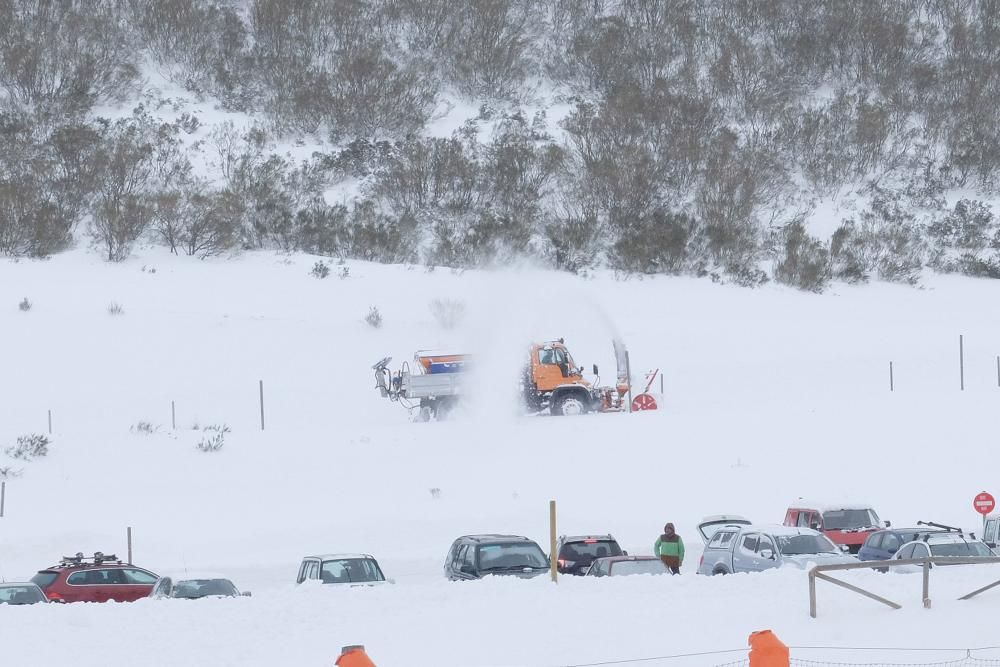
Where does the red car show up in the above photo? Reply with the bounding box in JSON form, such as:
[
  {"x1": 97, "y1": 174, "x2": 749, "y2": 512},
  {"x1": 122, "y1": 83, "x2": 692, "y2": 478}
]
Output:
[
  {"x1": 784, "y1": 503, "x2": 886, "y2": 554},
  {"x1": 30, "y1": 552, "x2": 159, "y2": 603}
]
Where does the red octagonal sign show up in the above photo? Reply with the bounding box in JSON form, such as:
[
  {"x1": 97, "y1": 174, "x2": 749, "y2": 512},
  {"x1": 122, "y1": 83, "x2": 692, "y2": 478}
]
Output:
[{"x1": 974, "y1": 491, "x2": 996, "y2": 515}]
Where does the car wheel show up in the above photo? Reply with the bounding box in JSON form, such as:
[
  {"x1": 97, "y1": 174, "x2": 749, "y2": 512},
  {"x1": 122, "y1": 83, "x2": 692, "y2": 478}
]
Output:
[{"x1": 713, "y1": 567, "x2": 728, "y2": 576}]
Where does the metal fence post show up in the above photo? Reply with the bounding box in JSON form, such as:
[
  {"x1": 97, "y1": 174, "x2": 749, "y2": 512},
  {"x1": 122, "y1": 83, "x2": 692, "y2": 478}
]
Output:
[
  {"x1": 1, "y1": 481, "x2": 5, "y2": 518},
  {"x1": 922, "y1": 560, "x2": 931, "y2": 608},
  {"x1": 127, "y1": 526, "x2": 133, "y2": 565},
  {"x1": 889, "y1": 361, "x2": 894, "y2": 391},
  {"x1": 960, "y1": 335, "x2": 965, "y2": 391},
  {"x1": 259, "y1": 380, "x2": 265, "y2": 431},
  {"x1": 809, "y1": 570, "x2": 817, "y2": 618},
  {"x1": 549, "y1": 500, "x2": 558, "y2": 583},
  {"x1": 47, "y1": 410, "x2": 52, "y2": 434}
]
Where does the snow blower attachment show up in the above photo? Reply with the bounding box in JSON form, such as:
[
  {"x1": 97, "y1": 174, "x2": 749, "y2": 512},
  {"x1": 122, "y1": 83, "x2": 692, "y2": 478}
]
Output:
[{"x1": 373, "y1": 339, "x2": 649, "y2": 421}]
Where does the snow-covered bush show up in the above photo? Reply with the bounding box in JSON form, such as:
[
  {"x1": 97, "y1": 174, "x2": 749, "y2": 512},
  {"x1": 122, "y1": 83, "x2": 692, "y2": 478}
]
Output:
[
  {"x1": 430, "y1": 299, "x2": 465, "y2": 329},
  {"x1": 773, "y1": 221, "x2": 831, "y2": 293},
  {"x1": 365, "y1": 306, "x2": 383, "y2": 329},
  {"x1": 195, "y1": 424, "x2": 229, "y2": 453},
  {"x1": 18, "y1": 298, "x2": 31, "y2": 312},
  {"x1": 831, "y1": 190, "x2": 925, "y2": 285},
  {"x1": 310, "y1": 261, "x2": 330, "y2": 279},
  {"x1": 130, "y1": 421, "x2": 158, "y2": 435},
  {"x1": 5, "y1": 434, "x2": 50, "y2": 461},
  {"x1": 927, "y1": 200, "x2": 999, "y2": 278}
]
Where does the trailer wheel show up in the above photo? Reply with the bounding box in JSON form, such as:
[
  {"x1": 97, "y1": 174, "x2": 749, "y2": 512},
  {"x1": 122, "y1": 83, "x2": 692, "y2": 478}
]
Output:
[{"x1": 553, "y1": 393, "x2": 588, "y2": 416}]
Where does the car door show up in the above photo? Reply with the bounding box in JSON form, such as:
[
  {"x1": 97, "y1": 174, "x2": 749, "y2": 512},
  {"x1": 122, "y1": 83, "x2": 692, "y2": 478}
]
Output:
[
  {"x1": 880, "y1": 533, "x2": 902, "y2": 560},
  {"x1": 119, "y1": 568, "x2": 158, "y2": 601},
  {"x1": 150, "y1": 576, "x2": 172, "y2": 599},
  {"x1": 985, "y1": 518, "x2": 998, "y2": 549},
  {"x1": 732, "y1": 533, "x2": 760, "y2": 572},
  {"x1": 755, "y1": 535, "x2": 780, "y2": 571},
  {"x1": 65, "y1": 568, "x2": 114, "y2": 602}
]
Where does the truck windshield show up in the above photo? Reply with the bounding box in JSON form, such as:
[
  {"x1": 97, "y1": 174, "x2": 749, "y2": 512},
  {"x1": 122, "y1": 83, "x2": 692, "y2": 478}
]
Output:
[
  {"x1": 823, "y1": 509, "x2": 879, "y2": 530},
  {"x1": 776, "y1": 534, "x2": 838, "y2": 555}
]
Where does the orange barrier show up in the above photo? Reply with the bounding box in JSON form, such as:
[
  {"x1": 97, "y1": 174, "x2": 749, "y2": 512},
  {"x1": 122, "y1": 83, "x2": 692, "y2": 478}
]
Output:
[
  {"x1": 336, "y1": 645, "x2": 377, "y2": 667},
  {"x1": 749, "y1": 630, "x2": 789, "y2": 667}
]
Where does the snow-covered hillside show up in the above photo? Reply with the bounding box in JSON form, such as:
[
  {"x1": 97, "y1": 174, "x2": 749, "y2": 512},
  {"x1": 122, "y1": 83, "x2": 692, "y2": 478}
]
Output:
[{"x1": 3, "y1": 249, "x2": 1000, "y2": 666}]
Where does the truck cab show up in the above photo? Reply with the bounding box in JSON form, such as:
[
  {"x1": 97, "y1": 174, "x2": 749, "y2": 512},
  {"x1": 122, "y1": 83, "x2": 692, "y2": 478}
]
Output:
[{"x1": 784, "y1": 503, "x2": 885, "y2": 554}]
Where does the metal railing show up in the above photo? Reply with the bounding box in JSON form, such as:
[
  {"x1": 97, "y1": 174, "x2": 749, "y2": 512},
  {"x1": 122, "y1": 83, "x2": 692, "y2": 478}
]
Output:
[{"x1": 809, "y1": 557, "x2": 1000, "y2": 618}]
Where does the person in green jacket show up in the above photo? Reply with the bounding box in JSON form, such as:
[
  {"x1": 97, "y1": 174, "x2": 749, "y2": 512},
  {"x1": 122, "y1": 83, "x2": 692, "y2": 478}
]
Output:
[{"x1": 655, "y1": 522, "x2": 684, "y2": 574}]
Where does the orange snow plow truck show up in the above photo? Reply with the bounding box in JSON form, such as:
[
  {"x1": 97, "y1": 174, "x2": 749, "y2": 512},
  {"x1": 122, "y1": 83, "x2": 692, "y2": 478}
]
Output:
[{"x1": 373, "y1": 339, "x2": 634, "y2": 421}]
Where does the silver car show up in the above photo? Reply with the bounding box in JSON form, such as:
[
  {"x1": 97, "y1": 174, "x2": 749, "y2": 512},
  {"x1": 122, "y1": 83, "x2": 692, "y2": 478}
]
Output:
[{"x1": 697, "y1": 523, "x2": 856, "y2": 575}]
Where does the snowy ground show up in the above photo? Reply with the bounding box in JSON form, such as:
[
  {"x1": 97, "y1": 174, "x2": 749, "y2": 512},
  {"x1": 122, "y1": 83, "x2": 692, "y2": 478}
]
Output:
[{"x1": 3, "y1": 248, "x2": 1000, "y2": 665}]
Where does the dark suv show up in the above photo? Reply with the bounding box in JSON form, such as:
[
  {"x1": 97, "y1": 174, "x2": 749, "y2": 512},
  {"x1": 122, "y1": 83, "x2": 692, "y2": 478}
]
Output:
[
  {"x1": 444, "y1": 535, "x2": 549, "y2": 580},
  {"x1": 30, "y1": 552, "x2": 159, "y2": 603},
  {"x1": 556, "y1": 534, "x2": 624, "y2": 575}
]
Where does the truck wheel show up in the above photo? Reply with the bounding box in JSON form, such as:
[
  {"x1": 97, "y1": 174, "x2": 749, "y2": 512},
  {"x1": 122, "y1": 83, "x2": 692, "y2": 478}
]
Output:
[
  {"x1": 713, "y1": 567, "x2": 728, "y2": 576},
  {"x1": 554, "y1": 394, "x2": 588, "y2": 416}
]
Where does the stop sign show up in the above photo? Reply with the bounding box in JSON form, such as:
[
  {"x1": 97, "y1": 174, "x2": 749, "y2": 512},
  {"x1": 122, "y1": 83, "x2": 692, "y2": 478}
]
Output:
[{"x1": 974, "y1": 491, "x2": 996, "y2": 515}]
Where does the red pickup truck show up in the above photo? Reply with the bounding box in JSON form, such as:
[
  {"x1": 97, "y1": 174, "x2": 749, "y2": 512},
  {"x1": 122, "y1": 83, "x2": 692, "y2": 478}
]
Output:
[{"x1": 784, "y1": 503, "x2": 886, "y2": 554}]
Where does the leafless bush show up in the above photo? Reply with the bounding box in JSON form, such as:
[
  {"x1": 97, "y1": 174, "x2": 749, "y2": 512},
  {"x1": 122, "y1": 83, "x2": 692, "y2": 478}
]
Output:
[
  {"x1": 18, "y1": 297, "x2": 31, "y2": 312},
  {"x1": 195, "y1": 424, "x2": 230, "y2": 452},
  {"x1": 130, "y1": 421, "x2": 158, "y2": 435},
  {"x1": 0, "y1": 466, "x2": 23, "y2": 479},
  {"x1": 310, "y1": 261, "x2": 330, "y2": 279},
  {"x1": 107, "y1": 301, "x2": 124, "y2": 316},
  {"x1": 5, "y1": 434, "x2": 50, "y2": 461},
  {"x1": 430, "y1": 299, "x2": 466, "y2": 329},
  {"x1": 365, "y1": 306, "x2": 383, "y2": 329}
]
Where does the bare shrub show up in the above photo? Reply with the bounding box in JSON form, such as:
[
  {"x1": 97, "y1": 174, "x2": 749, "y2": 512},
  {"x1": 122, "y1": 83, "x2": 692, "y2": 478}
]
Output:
[
  {"x1": 310, "y1": 261, "x2": 330, "y2": 279},
  {"x1": 5, "y1": 434, "x2": 50, "y2": 461},
  {"x1": 430, "y1": 299, "x2": 466, "y2": 329},
  {"x1": 130, "y1": 421, "x2": 158, "y2": 435},
  {"x1": 18, "y1": 298, "x2": 31, "y2": 312},
  {"x1": 107, "y1": 301, "x2": 124, "y2": 316},
  {"x1": 195, "y1": 424, "x2": 230, "y2": 453},
  {"x1": 338, "y1": 266, "x2": 351, "y2": 280},
  {"x1": 0, "y1": 466, "x2": 23, "y2": 479},
  {"x1": 365, "y1": 306, "x2": 383, "y2": 329}
]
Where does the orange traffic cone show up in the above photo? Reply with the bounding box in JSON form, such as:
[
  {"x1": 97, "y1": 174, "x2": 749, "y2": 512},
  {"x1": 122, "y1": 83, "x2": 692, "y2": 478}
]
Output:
[
  {"x1": 336, "y1": 645, "x2": 377, "y2": 667},
  {"x1": 749, "y1": 630, "x2": 789, "y2": 667}
]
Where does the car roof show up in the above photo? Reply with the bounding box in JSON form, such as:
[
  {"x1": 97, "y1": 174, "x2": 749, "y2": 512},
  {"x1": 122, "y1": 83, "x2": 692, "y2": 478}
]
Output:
[
  {"x1": 303, "y1": 553, "x2": 377, "y2": 561},
  {"x1": 157, "y1": 572, "x2": 234, "y2": 581},
  {"x1": 732, "y1": 524, "x2": 824, "y2": 537},
  {"x1": 561, "y1": 535, "x2": 616, "y2": 542},
  {"x1": 457, "y1": 534, "x2": 535, "y2": 544},
  {"x1": 916, "y1": 533, "x2": 982, "y2": 544},
  {"x1": 788, "y1": 501, "x2": 875, "y2": 512},
  {"x1": 0, "y1": 582, "x2": 42, "y2": 588}
]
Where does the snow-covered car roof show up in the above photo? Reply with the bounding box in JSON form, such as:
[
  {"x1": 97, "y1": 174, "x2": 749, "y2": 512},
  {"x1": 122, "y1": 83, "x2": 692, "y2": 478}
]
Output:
[
  {"x1": 918, "y1": 533, "x2": 983, "y2": 545},
  {"x1": 155, "y1": 572, "x2": 235, "y2": 582},
  {"x1": 788, "y1": 501, "x2": 877, "y2": 512},
  {"x1": 741, "y1": 524, "x2": 826, "y2": 537},
  {"x1": 303, "y1": 553, "x2": 378, "y2": 561}
]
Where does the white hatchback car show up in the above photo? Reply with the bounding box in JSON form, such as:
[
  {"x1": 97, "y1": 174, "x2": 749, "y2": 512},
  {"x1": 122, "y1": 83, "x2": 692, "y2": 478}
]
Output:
[{"x1": 892, "y1": 532, "x2": 994, "y2": 572}]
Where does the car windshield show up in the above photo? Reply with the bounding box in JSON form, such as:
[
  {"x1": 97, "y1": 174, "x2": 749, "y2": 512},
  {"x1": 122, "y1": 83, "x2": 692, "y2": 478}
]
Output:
[
  {"x1": 172, "y1": 579, "x2": 238, "y2": 599},
  {"x1": 0, "y1": 585, "x2": 45, "y2": 604},
  {"x1": 609, "y1": 560, "x2": 668, "y2": 576},
  {"x1": 930, "y1": 542, "x2": 993, "y2": 557},
  {"x1": 320, "y1": 558, "x2": 384, "y2": 583},
  {"x1": 559, "y1": 540, "x2": 622, "y2": 562},
  {"x1": 823, "y1": 509, "x2": 879, "y2": 530},
  {"x1": 478, "y1": 543, "x2": 548, "y2": 570},
  {"x1": 776, "y1": 534, "x2": 839, "y2": 555}
]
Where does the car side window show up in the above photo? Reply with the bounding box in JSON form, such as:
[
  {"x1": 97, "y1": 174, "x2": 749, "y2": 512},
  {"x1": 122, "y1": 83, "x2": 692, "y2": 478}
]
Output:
[
  {"x1": 898, "y1": 543, "x2": 917, "y2": 559},
  {"x1": 739, "y1": 534, "x2": 759, "y2": 554},
  {"x1": 796, "y1": 512, "x2": 811, "y2": 527},
  {"x1": 122, "y1": 569, "x2": 157, "y2": 585},
  {"x1": 308, "y1": 561, "x2": 320, "y2": 580},
  {"x1": 462, "y1": 545, "x2": 476, "y2": 568},
  {"x1": 881, "y1": 533, "x2": 900, "y2": 553},
  {"x1": 757, "y1": 536, "x2": 776, "y2": 555},
  {"x1": 865, "y1": 533, "x2": 883, "y2": 549},
  {"x1": 986, "y1": 520, "x2": 998, "y2": 545},
  {"x1": 914, "y1": 543, "x2": 930, "y2": 558}
]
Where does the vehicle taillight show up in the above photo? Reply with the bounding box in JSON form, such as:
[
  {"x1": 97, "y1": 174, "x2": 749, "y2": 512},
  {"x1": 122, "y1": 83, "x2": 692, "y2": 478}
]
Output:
[
  {"x1": 699, "y1": 555, "x2": 704, "y2": 567},
  {"x1": 583, "y1": 539, "x2": 598, "y2": 544},
  {"x1": 557, "y1": 559, "x2": 567, "y2": 568},
  {"x1": 46, "y1": 591, "x2": 64, "y2": 602}
]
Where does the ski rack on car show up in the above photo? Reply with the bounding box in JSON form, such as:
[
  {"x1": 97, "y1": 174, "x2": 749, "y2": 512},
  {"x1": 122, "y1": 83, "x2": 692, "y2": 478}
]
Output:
[{"x1": 59, "y1": 551, "x2": 122, "y2": 566}]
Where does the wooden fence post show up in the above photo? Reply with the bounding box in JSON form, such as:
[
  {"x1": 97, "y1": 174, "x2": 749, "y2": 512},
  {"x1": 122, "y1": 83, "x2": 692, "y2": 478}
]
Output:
[{"x1": 549, "y1": 500, "x2": 558, "y2": 583}]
